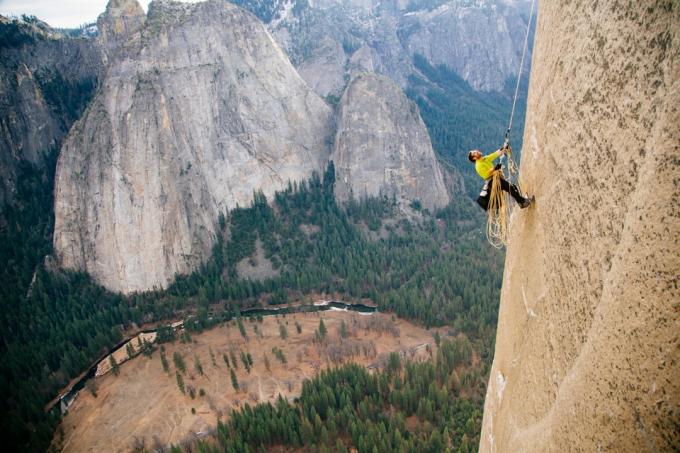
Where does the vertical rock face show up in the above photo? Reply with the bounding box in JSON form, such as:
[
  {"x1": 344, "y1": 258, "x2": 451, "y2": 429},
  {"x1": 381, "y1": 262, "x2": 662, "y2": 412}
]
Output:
[
  {"x1": 399, "y1": 1, "x2": 530, "y2": 92},
  {"x1": 233, "y1": 0, "x2": 531, "y2": 96},
  {"x1": 481, "y1": 2, "x2": 679, "y2": 452},
  {"x1": 96, "y1": 0, "x2": 146, "y2": 57},
  {"x1": 0, "y1": 17, "x2": 100, "y2": 207},
  {"x1": 53, "y1": 0, "x2": 333, "y2": 294},
  {"x1": 332, "y1": 73, "x2": 449, "y2": 210}
]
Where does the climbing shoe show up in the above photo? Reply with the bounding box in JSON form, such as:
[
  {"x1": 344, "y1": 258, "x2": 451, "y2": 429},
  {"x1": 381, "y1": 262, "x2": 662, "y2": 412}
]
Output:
[{"x1": 519, "y1": 196, "x2": 534, "y2": 209}]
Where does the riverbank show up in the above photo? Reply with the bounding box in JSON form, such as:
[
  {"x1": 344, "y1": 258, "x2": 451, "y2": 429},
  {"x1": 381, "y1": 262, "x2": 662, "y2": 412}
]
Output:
[
  {"x1": 54, "y1": 309, "x2": 437, "y2": 452},
  {"x1": 46, "y1": 298, "x2": 377, "y2": 415}
]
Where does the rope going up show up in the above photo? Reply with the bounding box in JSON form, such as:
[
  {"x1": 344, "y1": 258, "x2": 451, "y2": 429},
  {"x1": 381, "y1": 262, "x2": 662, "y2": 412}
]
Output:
[
  {"x1": 506, "y1": 0, "x2": 537, "y2": 144},
  {"x1": 485, "y1": 0, "x2": 536, "y2": 249}
]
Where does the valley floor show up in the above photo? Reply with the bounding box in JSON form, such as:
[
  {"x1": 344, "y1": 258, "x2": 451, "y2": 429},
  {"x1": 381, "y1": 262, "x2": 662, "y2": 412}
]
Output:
[{"x1": 54, "y1": 310, "x2": 438, "y2": 452}]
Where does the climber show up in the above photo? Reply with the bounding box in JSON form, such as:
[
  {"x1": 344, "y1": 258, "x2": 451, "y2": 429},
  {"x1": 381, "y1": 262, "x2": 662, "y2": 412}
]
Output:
[{"x1": 468, "y1": 145, "x2": 532, "y2": 211}]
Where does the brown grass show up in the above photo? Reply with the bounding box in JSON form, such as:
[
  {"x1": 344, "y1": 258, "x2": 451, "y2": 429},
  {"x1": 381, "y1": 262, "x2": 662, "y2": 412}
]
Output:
[{"x1": 56, "y1": 310, "x2": 437, "y2": 452}]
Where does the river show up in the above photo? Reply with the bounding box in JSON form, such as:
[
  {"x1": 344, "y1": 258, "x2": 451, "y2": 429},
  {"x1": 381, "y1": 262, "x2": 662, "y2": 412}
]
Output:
[{"x1": 54, "y1": 300, "x2": 376, "y2": 414}]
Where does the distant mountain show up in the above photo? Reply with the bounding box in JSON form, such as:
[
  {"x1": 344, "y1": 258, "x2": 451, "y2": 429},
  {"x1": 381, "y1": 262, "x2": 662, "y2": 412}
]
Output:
[
  {"x1": 53, "y1": 0, "x2": 334, "y2": 294},
  {"x1": 232, "y1": 0, "x2": 533, "y2": 96},
  {"x1": 232, "y1": 0, "x2": 534, "y2": 193},
  {"x1": 332, "y1": 73, "x2": 449, "y2": 210},
  {"x1": 53, "y1": 0, "x2": 450, "y2": 294}
]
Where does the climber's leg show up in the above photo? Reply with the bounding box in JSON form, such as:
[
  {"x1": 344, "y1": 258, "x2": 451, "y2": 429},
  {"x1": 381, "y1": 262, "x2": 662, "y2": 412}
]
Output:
[
  {"x1": 476, "y1": 180, "x2": 491, "y2": 211},
  {"x1": 499, "y1": 178, "x2": 531, "y2": 208}
]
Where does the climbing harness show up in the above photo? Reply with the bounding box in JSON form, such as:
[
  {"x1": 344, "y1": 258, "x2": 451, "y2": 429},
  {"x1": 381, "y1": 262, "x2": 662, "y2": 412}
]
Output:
[{"x1": 485, "y1": 0, "x2": 536, "y2": 249}]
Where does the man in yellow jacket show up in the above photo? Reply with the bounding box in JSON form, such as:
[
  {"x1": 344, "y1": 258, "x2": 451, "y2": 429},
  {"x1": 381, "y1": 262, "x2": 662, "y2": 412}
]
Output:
[{"x1": 468, "y1": 146, "x2": 532, "y2": 210}]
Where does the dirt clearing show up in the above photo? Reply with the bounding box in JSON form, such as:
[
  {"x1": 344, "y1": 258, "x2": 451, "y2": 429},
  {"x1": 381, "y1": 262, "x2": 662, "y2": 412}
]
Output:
[{"x1": 56, "y1": 310, "x2": 438, "y2": 452}]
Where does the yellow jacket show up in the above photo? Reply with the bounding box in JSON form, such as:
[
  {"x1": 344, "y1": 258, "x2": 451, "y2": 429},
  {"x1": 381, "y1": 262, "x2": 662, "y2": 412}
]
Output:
[{"x1": 475, "y1": 150, "x2": 501, "y2": 180}]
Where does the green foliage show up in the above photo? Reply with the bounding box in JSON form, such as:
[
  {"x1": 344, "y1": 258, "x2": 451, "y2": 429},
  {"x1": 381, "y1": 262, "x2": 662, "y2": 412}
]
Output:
[
  {"x1": 318, "y1": 319, "x2": 328, "y2": 340},
  {"x1": 173, "y1": 352, "x2": 186, "y2": 374},
  {"x1": 230, "y1": 0, "x2": 282, "y2": 23},
  {"x1": 156, "y1": 325, "x2": 176, "y2": 343},
  {"x1": 176, "y1": 371, "x2": 185, "y2": 394},
  {"x1": 230, "y1": 368, "x2": 239, "y2": 391},
  {"x1": 406, "y1": 54, "x2": 528, "y2": 197},
  {"x1": 387, "y1": 352, "x2": 401, "y2": 374},
  {"x1": 269, "y1": 288, "x2": 288, "y2": 305},
  {"x1": 241, "y1": 351, "x2": 253, "y2": 373},
  {"x1": 199, "y1": 337, "x2": 484, "y2": 452},
  {"x1": 272, "y1": 347, "x2": 287, "y2": 365},
  {"x1": 0, "y1": 161, "x2": 501, "y2": 451},
  {"x1": 126, "y1": 343, "x2": 136, "y2": 359},
  {"x1": 279, "y1": 323, "x2": 288, "y2": 340},
  {"x1": 194, "y1": 355, "x2": 203, "y2": 376},
  {"x1": 339, "y1": 320, "x2": 349, "y2": 339},
  {"x1": 34, "y1": 69, "x2": 97, "y2": 123},
  {"x1": 109, "y1": 355, "x2": 120, "y2": 376},
  {"x1": 160, "y1": 348, "x2": 170, "y2": 374},
  {"x1": 0, "y1": 20, "x2": 40, "y2": 49},
  {"x1": 229, "y1": 350, "x2": 239, "y2": 370},
  {"x1": 237, "y1": 317, "x2": 248, "y2": 340}
]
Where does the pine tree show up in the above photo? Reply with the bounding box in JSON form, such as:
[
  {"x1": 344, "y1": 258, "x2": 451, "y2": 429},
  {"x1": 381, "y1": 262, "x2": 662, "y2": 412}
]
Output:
[
  {"x1": 318, "y1": 318, "x2": 327, "y2": 340},
  {"x1": 126, "y1": 342, "x2": 136, "y2": 359},
  {"x1": 230, "y1": 368, "x2": 239, "y2": 391},
  {"x1": 194, "y1": 355, "x2": 203, "y2": 376},
  {"x1": 339, "y1": 320, "x2": 349, "y2": 339},
  {"x1": 237, "y1": 317, "x2": 248, "y2": 340},
  {"x1": 109, "y1": 354, "x2": 120, "y2": 376},
  {"x1": 176, "y1": 371, "x2": 185, "y2": 394},
  {"x1": 160, "y1": 348, "x2": 169, "y2": 373},
  {"x1": 173, "y1": 351, "x2": 186, "y2": 373}
]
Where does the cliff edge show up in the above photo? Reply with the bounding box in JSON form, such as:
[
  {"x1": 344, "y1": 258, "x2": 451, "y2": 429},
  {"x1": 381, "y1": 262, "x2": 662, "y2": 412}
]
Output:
[
  {"x1": 332, "y1": 73, "x2": 449, "y2": 211},
  {"x1": 481, "y1": 2, "x2": 679, "y2": 452},
  {"x1": 53, "y1": 0, "x2": 333, "y2": 294}
]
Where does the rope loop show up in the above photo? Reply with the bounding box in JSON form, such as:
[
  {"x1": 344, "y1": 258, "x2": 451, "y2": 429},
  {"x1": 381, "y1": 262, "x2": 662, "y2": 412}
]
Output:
[{"x1": 486, "y1": 170, "x2": 510, "y2": 249}]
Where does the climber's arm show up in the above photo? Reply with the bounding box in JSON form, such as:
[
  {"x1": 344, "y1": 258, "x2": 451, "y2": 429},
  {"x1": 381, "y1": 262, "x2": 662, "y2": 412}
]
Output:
[{"x1": 484, "y1": 150, "x2": 502, "y2": 162}]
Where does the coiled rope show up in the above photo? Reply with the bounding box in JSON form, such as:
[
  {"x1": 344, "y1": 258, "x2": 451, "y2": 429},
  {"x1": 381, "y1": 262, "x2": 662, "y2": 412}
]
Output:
[
  {"x1": 486, "y1": 0, "x2": 536, "y2": 249},
  {"x1": 486, "y1": 170, "x2": 510, "y2": 248}
]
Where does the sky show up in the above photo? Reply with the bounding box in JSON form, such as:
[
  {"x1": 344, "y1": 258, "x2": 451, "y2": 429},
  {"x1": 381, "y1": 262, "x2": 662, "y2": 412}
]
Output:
[{"x1": 0, "y1": 0, "x2": 199, "y2": 28}]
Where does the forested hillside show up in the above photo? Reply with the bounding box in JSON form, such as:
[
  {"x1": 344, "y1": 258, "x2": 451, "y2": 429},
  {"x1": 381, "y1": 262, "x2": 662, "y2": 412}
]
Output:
[
  {"x1": 0, "y1": 8, "x2": 529, "y2": 451},
  {"x1": 207, "y1": 337, "x2": 485, "y2": 453},
  {"x1": 407, "y1": 55, "x2": 529, "y2": 197},
  {"x1": 1, "y1": 160, "x2": 502, "y2": 451}
]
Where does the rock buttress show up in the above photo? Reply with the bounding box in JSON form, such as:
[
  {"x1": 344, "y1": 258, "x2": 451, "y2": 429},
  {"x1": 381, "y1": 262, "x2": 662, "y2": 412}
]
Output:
[
  {"x1": 53, "y1": 0, "x2": 333, "y2": 294},
  {"x1": 480, "y1": 2, "x2": 679, "y2": 452},
  {"x1": 332, "y1": 73, "x2": 449, "y2": 211}
]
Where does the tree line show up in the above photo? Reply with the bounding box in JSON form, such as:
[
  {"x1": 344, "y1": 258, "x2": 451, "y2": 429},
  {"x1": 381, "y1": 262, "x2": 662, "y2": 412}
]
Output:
[
  {"x1": 0, "y1": 159, "x2": 502, "y2": 451},
  {"x1": 189, "y1": 336, "x2": 484, "y2": 453}
]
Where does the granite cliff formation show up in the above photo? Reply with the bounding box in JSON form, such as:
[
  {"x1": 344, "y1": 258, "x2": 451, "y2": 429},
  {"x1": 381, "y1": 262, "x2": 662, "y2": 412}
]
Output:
[
  {"x1": 332, "y1": 74, "x2": 449, "y2": 210},
  {"x1": 0, "y1": 16, "x2": 101, "y2": 207},
  {"x1": 53, "y1": 0, "x2": 334, "y2": 293},
  {"x1": 480, "y1": 2, "x2": 679, "y2": 451},
  {"x1": 233, "y1": 0, "x2": 532, "y2": 96}
]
